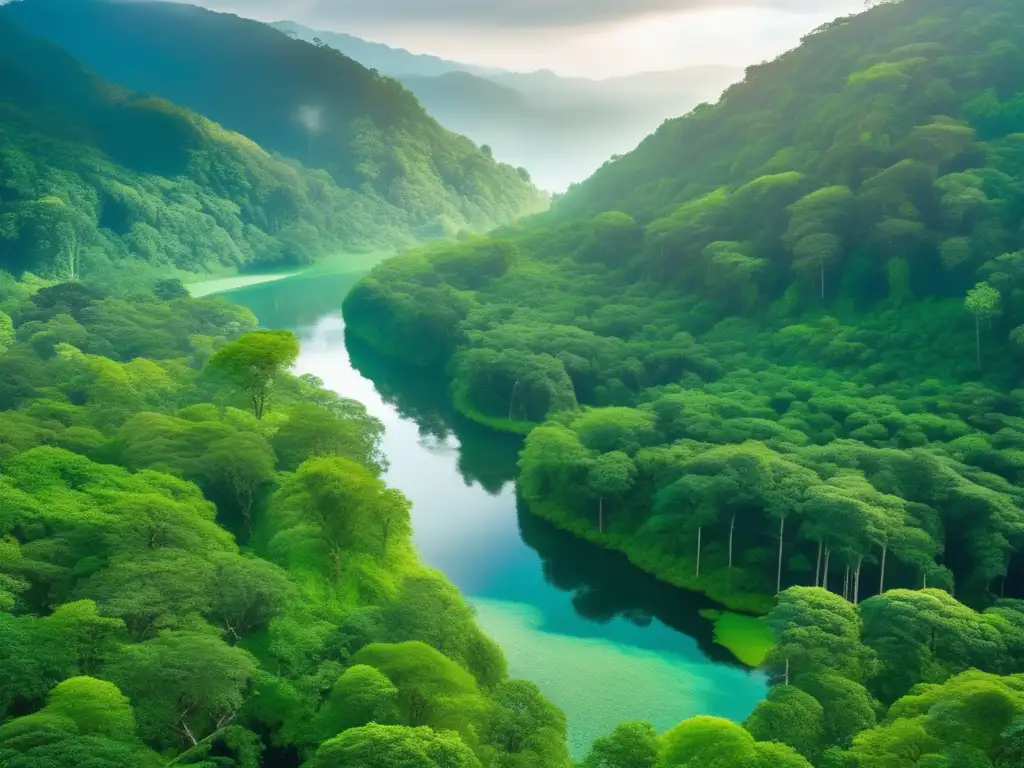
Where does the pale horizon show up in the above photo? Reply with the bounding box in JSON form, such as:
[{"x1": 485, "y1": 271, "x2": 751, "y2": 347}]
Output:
[{"x1": 192, "y1": 0, "x2": 866, "y2": 78}]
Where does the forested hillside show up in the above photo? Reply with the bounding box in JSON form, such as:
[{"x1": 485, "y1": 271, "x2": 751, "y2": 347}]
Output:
[
  {"x1": 345, "y1": 0, "x2": 1024, "y2": 610},
  {"x1": 276, "y1": 19, "x2": 741, "y2": 192},
  {"x1": 1, "y1": 0, "x2": 548, "y2": 238},
  {"x1": 0, "y1": 18, "x2": 407, "y2": 281},
  {"x1": 0, "y1": 273, "x2": 574, "y2": 766}
]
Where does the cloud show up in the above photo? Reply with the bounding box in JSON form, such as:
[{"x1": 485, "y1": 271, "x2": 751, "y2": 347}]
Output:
[{"x1": 223, "y1": 0, "x2": 861, "y2": 28}]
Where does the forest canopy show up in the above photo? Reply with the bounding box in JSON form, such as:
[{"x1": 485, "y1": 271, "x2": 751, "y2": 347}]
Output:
[
  {"x1": 0, "y1": 272, "x2": 573, "y2": 767},
  {"x1": 344, "y1": 0, "x2": 1024, "y2": 613}
]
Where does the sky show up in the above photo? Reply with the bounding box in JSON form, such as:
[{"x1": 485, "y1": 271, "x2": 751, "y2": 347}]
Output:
[{"x1": 196, "y1": 0, "x2": 867, "y2": 78}]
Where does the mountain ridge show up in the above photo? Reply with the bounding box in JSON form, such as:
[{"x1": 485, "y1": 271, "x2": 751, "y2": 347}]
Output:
[
  {"x1": 275, "y1": 19, "x2": 742, "y2": 191},
  {"x1": 3, "y1": 0, "x2": 548, "y2": 234}
]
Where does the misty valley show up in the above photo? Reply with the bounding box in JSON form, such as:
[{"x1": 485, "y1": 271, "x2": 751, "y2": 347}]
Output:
[{"x1": 1, "y1": 1, "x2": 1024, "y2": 768}]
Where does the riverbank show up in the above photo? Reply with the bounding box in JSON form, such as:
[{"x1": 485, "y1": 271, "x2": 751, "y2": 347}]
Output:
[
  {"x1": 186, "y1": 251, "x2": 393, "y2": 298},
  {"x1": 524, "y1": 497, "x2": 777, "y2": 618},
  {"x1": 215, "y1": 268, "x2": 768, "y2": 756}
]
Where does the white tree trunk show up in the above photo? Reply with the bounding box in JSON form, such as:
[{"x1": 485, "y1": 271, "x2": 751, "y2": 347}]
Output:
[
  {"x1": 823, "y1": 547, "x2": 831, "y2": 591},
  {"x1": 728, "y1": 514, "x2": 735, "y2": 571},
  {"x1": 815, "y1": 540, "x2": 823, "y2": 587},
  {"x1": 853, "y1": 556, "x2": 863, "y2": 605},
  {"x1": 776, "y1": 516, "x2": 785, "y2": 595},
  {"x1": 598, "y1": 497, "x2": 604, "y2": 533},
  {"x1": 879, "y1": 543, "x2": 888, "y2": 595}
]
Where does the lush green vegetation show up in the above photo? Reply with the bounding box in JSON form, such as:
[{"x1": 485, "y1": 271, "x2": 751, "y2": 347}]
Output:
[
  {"x1": 2, "y1": 0, "x2": 548, "y2": 247},
  {"x1": 6, "y1": 0, "x2": 1024, "y2": 765},
  {"x1": 345, "y1": 0, "x2": 1024, "y2": 610},
  {"x1": 342, "y1": 1, "x2": 1024, "y2": 762},
  {"x1": 0, "y1": 273, "x2": 573, "y2": 767},
  {"x1": 0, "y1": 17, "x2": 406, "y2": 281}
]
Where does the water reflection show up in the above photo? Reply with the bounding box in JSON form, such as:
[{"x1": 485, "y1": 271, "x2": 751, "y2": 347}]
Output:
[
  {"x1": 347, "y1": 332, "x2": 521, "y2": 494},
  {"x1": 222, "y1": 269, "x2": 767, "y2": 755}
]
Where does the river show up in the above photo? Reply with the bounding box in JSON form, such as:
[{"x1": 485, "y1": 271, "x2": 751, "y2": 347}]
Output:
[{"x1": 210, "y1": 266, "x2": 768, "y2": 756}]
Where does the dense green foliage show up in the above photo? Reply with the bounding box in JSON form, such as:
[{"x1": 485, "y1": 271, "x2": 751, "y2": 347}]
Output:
[
  {"x1": 343, "y1": 1, "x2": 1024, "y2": 763},
  {"x1": 346, "y1": 0, "x2": 1024, "y2": 610},
  {"x1": 0, "y1": 274, "x2": 571, "y2": 767},
  {"x1": 2, "y1": 0, "x2": 547, "y2": 248},
  {"x1": 8, "y1": 0, "x2": 1024, "y2": 766}
]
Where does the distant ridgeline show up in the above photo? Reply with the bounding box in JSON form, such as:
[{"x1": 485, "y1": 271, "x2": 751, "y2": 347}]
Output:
[
  {"x1": 0, "y1": 0, "x2": 546, "y2": 282},
  {"x1": 344, "y1": 0, "x2": 1024, "y2": 610}
]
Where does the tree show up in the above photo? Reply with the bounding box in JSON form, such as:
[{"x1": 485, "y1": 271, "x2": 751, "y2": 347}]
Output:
[
  {"x1": 42, "y1": 677, "x2": 137, "y2": 741},
  {"x1": 744, "y1": 685, "x2": 824, "y2": 762},
  {"x1": 0, "y1": 677, "x2": 161, "y2": 768},
  {"x1": 765, "y1": 588, "x2": 874, "y2": 684},
  {"x1": 272, "y1": 402, "x2": 386, "y2": 474},
  {"x1": 581, "y1": 722, "x2": 658, "y2": 768},
  {"x1": 205, "y1": 554, "x2": 290, "y2": 644},
  {"x1": 206, "y1": 330, "x2": 299, "y2": 418},
  {"x1": 201, "y1": 433, "x2": 276, "y2": 532},
  {"x1": 481, "y1": 680, "x2": 570, "y2": 767},
  {"x1": 964, "y1": 282, "x2": 1000, "y2": 367},
  {"x1": 659, "y1": 716, "x2": 770, "y2": 768},
  {"x1": 0, "y1": 310, "x2": 13, "y2": 355},
  {"x1": 312, "y1": 724, "x2": 482, "y2": 768},
  {"x1": 106, "y1": 631, "x2": 258, "y2": 750},
  {"x1": 311, "y1": 665, "x2": 402, "y2": 742},
  {"x1": 153, "y1": 278, "x2": 189, "y2": 301},
  {"x1": 374, "y1": 487, "x2": 412, "y2": 559},
  {"x1": 586, "y1": 451, "x2": 637, "y2": 533},
  {"x1": 793, "y1": 673, "x2": 878, "y2": 749},
  {"x1": 272, "y1": 457, "x2": 390, "y2": 578},
  {"x1": 348, "y1": 642, "x2": 481, "y2": 729}
]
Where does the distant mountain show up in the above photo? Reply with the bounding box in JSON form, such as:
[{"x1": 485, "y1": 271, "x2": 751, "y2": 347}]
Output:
[
  {"x1": 2, "y1": 0, "x2": 547, "y2": 238},
  {"x1": 271, "y1": 22, "x2": 743, "y2": 191},
  {"x1": 403, "y1": 66, "x2": 742, "y2": 192},
  {"x1": 271, "y1": 20, "x2": 504, "y2": 78},
  {"x1": 0, "y1": 17, "x2": 404, "y2": 279}
]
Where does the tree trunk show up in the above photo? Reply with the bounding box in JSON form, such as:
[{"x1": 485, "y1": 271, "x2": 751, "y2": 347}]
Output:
[
  {"x1": 815, "y1": 540, "x2": 823, "y2": 587},
  {"x1": 879, "y1": 543, "x2": 887, "y2": 595},
  {"x1": 728, "y1": 514, "x2": 735, "y2": 571},
  {"x1": 853, "y1": 556, "x2": 863, "y2": 605},
  {"x1": 241, "y1": 493, "x2": 253, "y2": 536},
  {"x1": 922, "y1": 571, "x2": 927, "y2": 589},
  {"x1": 823, "y1": 547, "x2": 831, "y2": 591},
  {"x1": 508, "y1": 380, "x2": 520, "y2": 420},
  {"x1": 843, "y1": 565, "x2": 850, "y2": 601},
  {"x1": 820, "y1": 257, "x2": 825, "y2": 300},
  {"x1": 776, "y1": 516, "x2": 785, "y2": 595},
  {"x1": 696, "y1": 526, "x2": 702, "y2": 579},
  {"x1": 598, "y1": 497, "x2": 603, "y2": 533},
  {"x1": 179, "y1": 717, "x2": 199, "y2": 748},
  {"x1": 331, "y1": 548, "x2": 341, "y2": 582},
  {"x1": 784, "y1": 657, "x2": 790, "y2": 686}
]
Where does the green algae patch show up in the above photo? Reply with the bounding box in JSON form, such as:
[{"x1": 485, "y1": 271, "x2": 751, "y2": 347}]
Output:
[{"x1": 700, "y1": 609, "x2": 776, "y2": 667}]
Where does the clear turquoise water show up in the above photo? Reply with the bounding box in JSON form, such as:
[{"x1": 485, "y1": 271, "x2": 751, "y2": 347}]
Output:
[{"x1": 223, "y1": 268, "x2": 768, "y2": 756}]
